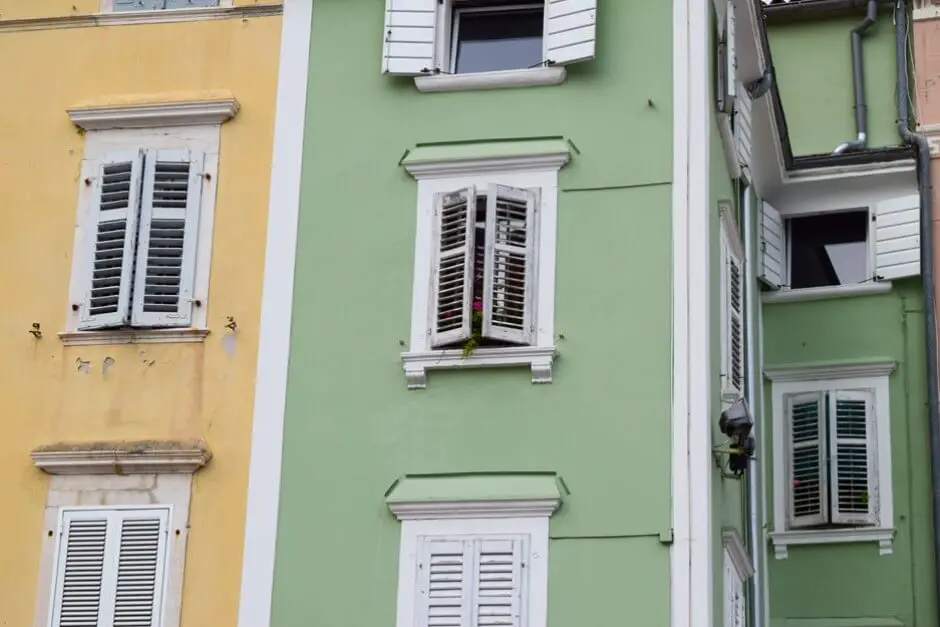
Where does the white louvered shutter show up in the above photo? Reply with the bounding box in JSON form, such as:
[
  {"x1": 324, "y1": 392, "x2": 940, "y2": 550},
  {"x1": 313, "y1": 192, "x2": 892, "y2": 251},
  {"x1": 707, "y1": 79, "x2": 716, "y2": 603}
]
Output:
[
  {"x1": 733, "y1": 87, "x2": 752, "y2": 174},
  {"x1": 482, "y1": 185, "x2": 538, "y2": 345},
  {"x1": 417, "y1": 538, "x2": 472, "y2": 627},
  {"x1": 724, "y1": 243, "x2": 745, "y2": 396},
  {"x1": 472, "y1": 538, "x2": 524, "y2": 627},
  {"x1": 874, "y1": 194, "x2": 921, "y2": 280},
  {"x1": 430, "y1": 187, "x2": 477, "y2": 348},
  {"x1": 829, "y1": 390, "x2": 878, "y2": 526},
  {"x1": 544, "y1": 0, "x2": 597, "y2": 66},
  {"x1": 51, "y1": 514, "x2": 109, "y2": 626},
  {"x1": 726, "y1": 0, "x2": 737, "y2": 100},
  {"x1": 758, "y1": 201, "x2": 784, "y2": 289},
  {"x1": 79, "y1": 152, "x2": 145, "y2": 330},
  {"x1": 382, "y1": 0, "x2": 438, "y2": 75},
  {"x1": 109, "y1": 512, "x2": 170, "y2": 626},
  {"x1": 112, "y1": 0, "x2": 162, "y2": 10},
  {"x1": 131, "y1": 149, "x2": 204, "y2": 328},
  {"x1": 164, "y1": 0, "x2": 219, "y2": 7},
  {"x1": 786, "y1": 392, "x2": 828, "y2": 528}
]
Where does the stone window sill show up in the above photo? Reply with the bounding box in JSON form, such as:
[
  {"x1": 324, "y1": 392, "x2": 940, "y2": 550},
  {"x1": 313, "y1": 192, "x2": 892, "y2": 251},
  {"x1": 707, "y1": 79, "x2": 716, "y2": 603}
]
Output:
[
  {"x1": 401, "y1": 345, "x2": 556, "y2": 389},
  {"x1": 762, "y1": 282, "x2": 892, "y2": 304},
  {"x1": 414, "y1": 67, "x2": 566, "y2": 93},
  {"x1": 59, "y1": 328, "x2": 210, "y2": 347},
  {"x1": 769, "y1": 527, "x2": 895, "y2": 559}
]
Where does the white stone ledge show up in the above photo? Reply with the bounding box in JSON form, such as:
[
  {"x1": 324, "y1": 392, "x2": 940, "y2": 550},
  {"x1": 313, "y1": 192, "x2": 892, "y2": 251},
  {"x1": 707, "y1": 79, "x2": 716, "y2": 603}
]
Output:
[
  {"x1": 762, "y1": 282, "x2": 892, "y2": 304},
  {"x1": 414, "y1": 67, "x2": 566, "y2": 93},
  {"x1": 59, "y1": 328, "x2": 210, "y2": 346},
  {"x1": 32, "y1": 441, "x2": 212, "y2": 475},
  {"x1": 401, "y1": 345, "x2": 557, "y2": 389},
  {"x1": 770, "y1": 527, "x2": 895, "y2": 559}
]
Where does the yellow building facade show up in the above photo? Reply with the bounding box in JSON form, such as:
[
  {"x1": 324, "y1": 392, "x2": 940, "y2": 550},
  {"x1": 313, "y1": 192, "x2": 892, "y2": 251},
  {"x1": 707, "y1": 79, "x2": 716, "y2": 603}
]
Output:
[{"x1": 0, "y1": 2, "x2": 283, "y2": 625}]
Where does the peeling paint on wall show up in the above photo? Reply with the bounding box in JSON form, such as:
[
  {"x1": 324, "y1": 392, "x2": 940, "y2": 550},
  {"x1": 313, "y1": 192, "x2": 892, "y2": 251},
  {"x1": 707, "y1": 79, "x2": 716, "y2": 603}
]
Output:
[
  {"x1": 102, "y1": 356, "x2": 115, "y2": 375},
  {"x1": 75, "y1": 358, "x2": 90, "y2": 374}
]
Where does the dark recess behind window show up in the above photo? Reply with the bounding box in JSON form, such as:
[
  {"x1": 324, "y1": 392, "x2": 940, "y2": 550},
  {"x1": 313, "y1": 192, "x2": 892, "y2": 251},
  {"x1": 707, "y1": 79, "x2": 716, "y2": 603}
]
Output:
[
  {"x1": 788, "y1": 211, "x2": 869, "y2": 289},
  {"x1": 453, "y1": 6, "x2": 543, "y2": 74}
]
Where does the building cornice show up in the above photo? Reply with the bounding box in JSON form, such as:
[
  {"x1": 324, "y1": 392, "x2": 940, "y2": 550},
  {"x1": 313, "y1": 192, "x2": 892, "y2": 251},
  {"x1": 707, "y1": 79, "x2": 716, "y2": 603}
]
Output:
[
  {"x1": 388, "y1": 498, "x2": 561, "y2": 521},
  {"x1": 763, "y1": 359, "x2": 897, "y2": 383},
  {"x1": 32, "y1": 441, "x2": 211, "y2": 475},
  {"x1": 68, "y1": 98, "x2": 239, "y2": 131},
  {"x1": 0, "y1": 4, "x2": 281, "y2": 32}
]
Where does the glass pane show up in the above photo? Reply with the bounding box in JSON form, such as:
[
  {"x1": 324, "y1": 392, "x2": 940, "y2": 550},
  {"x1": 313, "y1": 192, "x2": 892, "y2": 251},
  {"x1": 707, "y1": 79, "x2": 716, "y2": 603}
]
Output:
[
  {"x1": 454, "y1": 7, "x2": 544, "y2": 74},
  {"x1": 788, "y1": 211, "x2": 868, "y2": 289}
]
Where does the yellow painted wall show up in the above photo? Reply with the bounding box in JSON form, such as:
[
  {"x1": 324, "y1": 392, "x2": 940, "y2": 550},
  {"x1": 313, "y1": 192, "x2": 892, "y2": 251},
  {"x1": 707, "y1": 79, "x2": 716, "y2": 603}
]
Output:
[
  {"x1": 0, "y1": 0, "x2": 269, "y2": 20},
  {"x1": 0, "y1": 14, "x2": 281, "y2": 627}
]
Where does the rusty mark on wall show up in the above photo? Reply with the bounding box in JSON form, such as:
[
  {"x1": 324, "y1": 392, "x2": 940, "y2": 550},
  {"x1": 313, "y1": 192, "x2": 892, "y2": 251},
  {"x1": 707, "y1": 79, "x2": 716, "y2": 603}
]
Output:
[{"x1": 75, "y1": 358, "x2": 90, "y2": 374}]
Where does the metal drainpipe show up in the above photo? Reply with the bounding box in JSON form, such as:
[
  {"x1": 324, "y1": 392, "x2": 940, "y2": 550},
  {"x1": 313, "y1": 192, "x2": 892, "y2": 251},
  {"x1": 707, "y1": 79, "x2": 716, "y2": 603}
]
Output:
[
  {"x1": 895, "y1": 0, "x2": 940, "y2": 618},
  {"x1": 833, "y1": 0, "x2": 879, "y2": 154},
  {"x1": 743, "y1": 183, "x2": 764, "y2": 627}
]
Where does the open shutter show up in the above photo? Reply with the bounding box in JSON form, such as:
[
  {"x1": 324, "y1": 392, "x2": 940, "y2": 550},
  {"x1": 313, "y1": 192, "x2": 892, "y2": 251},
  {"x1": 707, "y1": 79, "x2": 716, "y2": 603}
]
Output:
[
  {"x1": 382, "y1": 0, "x2": 438, "y2": 75},
  {"x1": 786, "y1": 392, "x2": 828, "y2": 528},
  {"x1": 79, "y1": 151, "x2": 145, "y2": 330},
  {"x1": 417, "y1": 538, "x2": 472, "y2": 627},
  {"x1": 758, "y1": 201, "x2": 783, "y2": 289},
  {"x1": 733, "y1": 87, "x2": 752, "y2": 173},
  {"x1": 51, "y1": 514, "x2": 109, "y2": 626},
  {"x1": 544, "y1": 0, "x2": 597, "y2": 66},
  {"x1": 874, "y1": 193, "x2": 921, "y2": 280},
  {"x1": 829, "y1": 390, "x2": 878, "y2": 525},
  {"x1": 482, "y1": 185, "x2": 537, "y2": 345},
  {"x1": 109, "y1": 512, "x2": 170, "y2": 626},
  {"x1": 725, "y1": 246, "x2": 745, "y2": 396},
  {"x1": 131, "y1": 149, "x2": 204, "y2": 328},
  {"x1": 472, "y1": 538, "x2": 524, "y2": 627},
  {"x1": 430, "y1": 187, "x2": 477, "y2": 348}
]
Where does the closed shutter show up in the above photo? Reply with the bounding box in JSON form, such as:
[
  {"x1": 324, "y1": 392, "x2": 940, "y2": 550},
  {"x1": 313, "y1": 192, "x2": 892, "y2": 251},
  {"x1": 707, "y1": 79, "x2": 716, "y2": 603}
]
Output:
[
  {"x1": 829, "y1": 390, "x2": 878, "y2": 525},
  {"x1": 874, "y1": 193, "x2": 921, "y2": 280},
  {"x1": 726, "y1": 0, "x2": 737, "y2": 101},
  {"x1": 430, "y1": 187, "x2": 477, "y2": 348},
  {"x1": 131, "y1": 150, "x2": 204, "y2": 328},
  {"x1": 725, "y1": 245, "x2": 745, "y2": 396},
  {"x1": 78, "y1": 152, "x2": 145, "y2": 331},
  {"x1": 758, "y1": 201, "x2": 783, "y2": 289},
  {"x1": 382, "y1": 0, "x2": 438, "y2": 75},
  {"x1": 544, "y1": 0, "x2": 597, "y2": 66},
  {"x1": 416, "y1": 539, "x2": 472, "y2": 627},
  {"x1": 482, "y1": 185, "x2": 538, "y2": 345},
  {"x1": 786, "y1": 392, "x2": 828, "y2": 528},
  {"x1": 472, "y1": 538, "x2": 524, "y2": 627},
  {"x1": 50, "y1": 508, "x2": 169, "y2": 627}
]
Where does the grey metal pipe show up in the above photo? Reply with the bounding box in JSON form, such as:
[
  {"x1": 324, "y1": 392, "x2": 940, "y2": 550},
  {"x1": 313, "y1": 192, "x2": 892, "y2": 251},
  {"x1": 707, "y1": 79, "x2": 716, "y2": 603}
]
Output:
[
  {"x1": 833, "y1": 0, "x2": 878, "y2": 154},
  {"x1": 895, "y1": 0, "x2": 940, "y2": 617},
  {"x1": 743, "y1": 183, "x2": 764, "y2": 627}
]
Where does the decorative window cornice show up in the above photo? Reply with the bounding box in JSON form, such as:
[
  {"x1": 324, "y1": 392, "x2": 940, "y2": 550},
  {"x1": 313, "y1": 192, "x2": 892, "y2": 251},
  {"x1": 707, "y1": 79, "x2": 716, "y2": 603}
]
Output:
[
  {"x1": 68, "y1": 97, "x2": 239, "y2": 131},
  {"x1": 403, "y1": 153, "x2": 570, "y2": 179},
  {"x1": 763, "y1": 359, "x2": 897, "y2": 383},
  {"x1": 388, "y1": 498, "x2": 561, "y2": 521},
  {"x1": 32, "y1": 440, "x2": 211, "y2": 475},
  {"x1": 721, "y1": 529, "x2": 755, "y2": 579}
]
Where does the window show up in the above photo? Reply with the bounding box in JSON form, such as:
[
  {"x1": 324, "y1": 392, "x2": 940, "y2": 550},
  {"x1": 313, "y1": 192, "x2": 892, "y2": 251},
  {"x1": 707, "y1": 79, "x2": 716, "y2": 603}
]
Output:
[
  {"x1": 722, "y1": 548, "x2": 745, "y2": 627},
  {"x1": 64, "y1": 123, "x2": 222, "y2": 343},
  {"x1": 758, "y1": 194, "x2": 921, "y2": 294},
  {"x1": 719, "y1": 206, "x2": 745, "y2": 398},
  {"x1": 381, "y1": 0, "x2": 597, "y2": 84},
  {"x1": 106, "y1": 0, "x2": 220, "y2": 10},
  {"x1": 50, "y1": 507, "x2": 170, "y2": 627},
  {"x1": 767, "y1": 363, "x2": 895, "y2": 558},
  {"x1": 400, "y1": 153, "x2": 567, "y2": 389}
]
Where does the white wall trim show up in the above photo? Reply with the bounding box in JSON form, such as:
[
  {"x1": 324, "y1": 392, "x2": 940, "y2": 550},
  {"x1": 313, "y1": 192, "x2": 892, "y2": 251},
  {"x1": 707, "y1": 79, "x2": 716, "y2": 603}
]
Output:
[
  {"x1": 404, "y1": 168, "x2": 561, "y2": 388},
  {"x1": 403, "y1": 153, "x2": 570, "y2": 179},
  {"x1": 388, "y1": 497, "x2": 561, "y2": 520},
  {"x1": 394, "y1": 517, "x2": 551, "y2": 627},
  {"x1": 65, "y1": 125, "x2": 221, "y2": 335},
  {"x1": 671, "y1": 0, "x2": 712, "y2": 623},
  {"x1": 0, "y1": 4, "x2": 281, "y2": 32},
  {"x1": 769, "y1": 374, "x2": 895, "y2": 559},
  {"x1": 762, "y1": 282, "x2": 893, "y2": 304},
  {"x1": 32, "y1": 443, "x2": 211, "y2": 475},
  {"x1": 100, "y1": 0, "x2": 234, "y2": 11},
  {"x1": 722, "y1": 529, "x2": 755, "y2": 579},
  {"x1": 68, "y1": 98, "x2": 239, "y2": 131},
  {"x1": 414, "y1": 66, "x2": 567, "y2": 93},
  {"x1": 236, "y1": 1, "x2": 311, "y2": 626},
  {"x1": 763, "y1": 359, "x2": 897, "y2": 383}
]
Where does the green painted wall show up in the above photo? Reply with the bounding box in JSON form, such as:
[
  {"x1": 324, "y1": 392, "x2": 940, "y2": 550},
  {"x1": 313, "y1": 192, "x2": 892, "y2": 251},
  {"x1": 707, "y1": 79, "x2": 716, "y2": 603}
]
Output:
[
  {"x1": 767, "y1": 10, "x2": 900, "y2": 156},
  {"x1": 761, "y1": 284, "x2": 936, "y2": 627},
  {"x1": 271, "y1": 0, "x2": 676, "y2": 625}
]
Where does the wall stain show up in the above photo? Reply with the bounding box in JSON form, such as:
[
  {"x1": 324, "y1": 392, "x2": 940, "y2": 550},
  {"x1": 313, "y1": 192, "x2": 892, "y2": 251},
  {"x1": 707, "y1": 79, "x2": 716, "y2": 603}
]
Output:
[
  {"x1": 102, "y1": 356, "x2": 115, "y2": 375},
  {"x1": 75, "y1": 358, "x2": 90, "y2": 374}
]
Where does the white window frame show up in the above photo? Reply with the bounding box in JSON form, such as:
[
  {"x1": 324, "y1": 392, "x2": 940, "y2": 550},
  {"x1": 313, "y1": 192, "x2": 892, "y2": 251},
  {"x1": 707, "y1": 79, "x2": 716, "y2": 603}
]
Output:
[
  {"x1": 448, "y1": 3, "x2": 545, "y2": 74},
  {"x1": 388, "y1": 498, "x2": 557, "y2": 627},
  {"x1": 62, "y1": 125, "x2": 221, "y2": 346},
  {"x1": 766, "y1": 361, "x2": 896, "y2": 559},
  {"x1": 401, "y1": 154, "x2": 567, "y2": 389},
  {"x1": 100, "y1": 0, "x2": 233, "y2": 11},
  {"x1": 29, "y1": 444, "x2": 208, "y2": 627},
  {"x1": 719, "y1": 203, "x2": 745, "y2": 400},
  {"x1": 721, "y1": 529, "x2": 753, "y2": 627}
]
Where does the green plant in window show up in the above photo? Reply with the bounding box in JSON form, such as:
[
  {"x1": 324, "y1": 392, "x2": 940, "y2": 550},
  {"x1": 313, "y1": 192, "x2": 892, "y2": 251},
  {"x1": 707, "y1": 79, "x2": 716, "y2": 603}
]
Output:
[{"x1": 462, "y1": 299, "x2": 484, "y2": 358}]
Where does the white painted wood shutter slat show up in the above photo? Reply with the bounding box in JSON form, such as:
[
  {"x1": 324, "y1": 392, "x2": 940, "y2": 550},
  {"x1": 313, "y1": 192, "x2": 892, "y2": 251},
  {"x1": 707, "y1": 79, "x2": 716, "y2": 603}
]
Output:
[
  {"x1": 786, "y1": 392, "x2": 828, "y2": 528},
  {"x1": 544, "y1": 0, "x2": 597, "y2": 66},
  {"x1": 726, "y1": 0, "x2": 737, "y2": 100},
  {"x1": 734, "y1": 87, "x2": 752, "y2": 173},
  {"x1": 417, "y1": 538, "x2": 472, "y2": 627},
  {"x1": 382, "y1": 0, "x2": 438, "y2": 75},
  {"x1": 875, "y1": 193, "x2": 921, "y2": 280},
  {"x1": 430, "y1": 187, "x2": 477, "y2": 348},
  {"x1": 164, "y1": 0, "x2": 219, "y2": 8},
  {"x1": 829, "y1": 390, "x2": 878, "y2": 526},
  {"x1": 726, "y1": 244, "x2": 745, "y2": 396},
  {"x1": 482, "y1": 185, "x2": 537, "y2": 345},
  {"x1": 131, "y1": 149, "x2": 204, "y2": 328},
  {"x1": 112, "y1": 0, "x2": 163, "y2": 10},
  {"x1": 79, "y1": 151, "x2": 145, "y2": 331},
  {"x1": 51, "y1": 515, "x2": 109, "y2": 627},
  {"x1": 472, "y1": 538, "x2": 523, "y2": 627},
  {"x1": 758, "y1": 201, "x2": 784, "y2": 289},
  {"x1": 110, "y1": 513, "x2": 170, "y2": 626}
]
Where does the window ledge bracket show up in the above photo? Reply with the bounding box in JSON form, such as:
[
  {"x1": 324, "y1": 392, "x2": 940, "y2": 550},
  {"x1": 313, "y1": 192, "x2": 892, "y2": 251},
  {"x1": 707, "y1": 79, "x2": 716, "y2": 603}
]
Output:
[
  {"x1": 769, "y1": 527, "x2": 896, "y2": 559},
  {"x1": 401, "y1": 345, "x2": 556, "y2": 389},
  {"x1": 414, "y1": 66, "x2": 566, "y2": 93},
  {"x1": 59, "y1": 328, "x2": 210, "y2": 346},
  {"x1": 762, "y1": 282, "x2": 892, "y2": 304}
]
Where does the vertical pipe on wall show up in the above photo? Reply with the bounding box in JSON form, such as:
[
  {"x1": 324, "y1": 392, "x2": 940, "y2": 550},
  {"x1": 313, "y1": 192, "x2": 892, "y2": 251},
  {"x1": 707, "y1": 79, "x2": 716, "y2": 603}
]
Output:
[
  {"x1": 833, "y1": 0, "x2": 878, "y2": 154},
  {"x1": 742, "y1": 183, "x2": 764, "y2": 627}
]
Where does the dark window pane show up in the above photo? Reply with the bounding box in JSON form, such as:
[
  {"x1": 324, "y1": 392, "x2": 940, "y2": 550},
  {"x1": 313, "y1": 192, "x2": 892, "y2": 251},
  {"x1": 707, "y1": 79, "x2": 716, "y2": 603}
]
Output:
[
  {"x1": 789, "y1": 211, "x2": 868, "y2": 289},
  {"x1": 454, "y1": 7, "x2": 543, "y2": 74}
]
